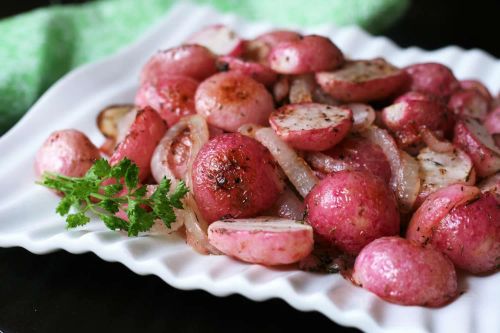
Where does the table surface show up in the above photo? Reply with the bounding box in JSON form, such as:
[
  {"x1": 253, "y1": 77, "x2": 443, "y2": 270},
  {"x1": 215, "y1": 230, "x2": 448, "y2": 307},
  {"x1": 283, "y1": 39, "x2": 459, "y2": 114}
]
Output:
[{"x1": 1, "y1": 1, "x2": 499, "y2": 333}]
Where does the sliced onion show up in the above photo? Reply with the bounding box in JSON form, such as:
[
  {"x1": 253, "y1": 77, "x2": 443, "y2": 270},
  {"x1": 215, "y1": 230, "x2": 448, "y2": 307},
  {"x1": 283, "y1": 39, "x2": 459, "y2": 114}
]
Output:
[
  {"x1": 184, "y1": 115, "x2": 221, "y2": 254},
  {"x1": 289, "y1": 75, "x2": 315, "y2": 104},
  {"x1": 151, "y1": 119, "x2": 191, "y2": 186},
  {"x1": 237, "y1": 123, "x2": 262, "y2": 139},
  {"x1": 397, "y1": 150, "x2": 421, "y2": 212},
  {"x1": 348, "y1": 103, "x2": 376, "y2": 132},
  {"x1": 273, "y1": 76, "x2": 290, "y2": 102},
  {"x1": 265, "y1": 186, "x2": 305, "y2": 220},
  {"x1": 362, "y1": 126, "x2": 420, "y2": 212},
  {"x1": 421, "y1": 128, "x2": 454, "y2": 153},
  {"x1": 151, "y1": 115, "x2": 219, "y2": 254},
  {"x1": 305, "y1": 152, "x2": 351, "y2": 173},
  {"x1": 254, "y1": 127, "x2": 318, "y2": 197}
]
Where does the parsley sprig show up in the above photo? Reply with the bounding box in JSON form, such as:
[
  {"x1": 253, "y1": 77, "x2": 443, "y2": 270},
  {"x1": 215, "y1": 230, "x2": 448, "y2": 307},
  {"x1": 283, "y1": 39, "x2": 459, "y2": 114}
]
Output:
[{"x1": 38, "y1": 158, "x2": 188, "y2": 236}]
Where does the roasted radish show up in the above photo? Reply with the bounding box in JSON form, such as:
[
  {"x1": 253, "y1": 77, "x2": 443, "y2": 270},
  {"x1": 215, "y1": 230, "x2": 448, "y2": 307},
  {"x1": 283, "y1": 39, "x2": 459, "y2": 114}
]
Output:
[
  {"x1": 453, "y1": 118, "x2": 500, "y2": 177},
  {"x1": 244, "y1": 30, "x2": 302, "y2": 65},
  {"x1": 208, "y1": 217, "x2": 313, "y2": 265},
  {"x1": 192, "y1": 133, "x2": 284, "y2": 223},
  {"x1": 484, "y1": 107, "x2": 500, "y2": 147},
  {"x1": 460, "y1": 79, "x2": 493, "y2": 103},
  {"x1": 316, "y1": 58, "x2": 408, "y2": 102},
  {"x1": 269, "y1": 103, "x2": 352, "y2": 151},
  {"x1": 305, "y1": 170, "x2": 400, "y2": 255},
  {"x1": 313, "y1": 135, "x2": 392, "y2": 184},
  {"x1": 35, "y1": 129, "x2": 100, "y2": 178},
  {"x1": 353, "y1": 237, "x2": 458, "y2": 307},
  {"x1": 195, "y1": 72, "x2": 274, "y2": 132},
  {"x1": 448, "y1": 89, "x2": 489, "y2": 121},
  {"x1": 416, "y1": 147, "x2": 475, "y2": 206},
  {"x1": 141, "y1": 45, "x2": 217, "y2": 84},
  {"x1": 382, "y1": 91, "x2": 453, "y2": 148},
  {"x1": 216, "y1": 56, "x2": 277, "y2": 87},
  {"x1": 404, "y1": 62, "x2": 459, "y2": 100},
  {"x1": 186, "y1": 24, "x2": 244, "y2": 56},
  {"x1": 269, "y1": 35, "x2": 343, "y2": 74},
  {"x1": 135, "y1": 75, "x2": 198, "y2": 127}
]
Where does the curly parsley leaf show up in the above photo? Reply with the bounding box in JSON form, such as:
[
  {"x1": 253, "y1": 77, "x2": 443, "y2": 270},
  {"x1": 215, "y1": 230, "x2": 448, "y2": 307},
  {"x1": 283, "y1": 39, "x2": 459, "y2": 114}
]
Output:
[{"x1": 38, "y1": 158, "x2": 188, "y2": 236}]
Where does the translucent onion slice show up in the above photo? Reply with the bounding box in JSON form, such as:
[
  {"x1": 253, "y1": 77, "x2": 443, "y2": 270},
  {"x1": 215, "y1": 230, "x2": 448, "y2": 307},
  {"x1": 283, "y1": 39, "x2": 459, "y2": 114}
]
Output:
[
  {"x1": 421, "y1": 128, "x2": 454, "y2": 153},
  {"x1": 254, "y1": 127, "x2": 318, "y2": 197},
  {"x1": 305, "y1": 152, "x2": 351, "y2": 173},
  {"x1": 348, "y1": 103, "x2": 376, "y2": 132},
  {"x1": 363, "y1": 126, "x2": 420, "y2": 212}
]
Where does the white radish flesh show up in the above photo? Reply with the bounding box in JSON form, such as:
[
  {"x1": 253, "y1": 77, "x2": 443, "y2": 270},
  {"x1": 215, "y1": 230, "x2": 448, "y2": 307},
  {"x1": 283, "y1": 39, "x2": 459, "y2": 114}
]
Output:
[
  {"x1": 269, "y1": 103, "x2": 353, "y2": 151},
  {"x1": 417, "y1": 147, "x2": 475, "y2": 205},
  {"x1": 208, "y1": 217, "x2": 313, "y2": 265}
]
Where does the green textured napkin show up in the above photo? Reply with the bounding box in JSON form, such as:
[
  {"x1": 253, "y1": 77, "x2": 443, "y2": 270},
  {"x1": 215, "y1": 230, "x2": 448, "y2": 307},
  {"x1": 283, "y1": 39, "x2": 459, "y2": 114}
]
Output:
[{"x1": 0, "y1": 0, "x2": 409, "y2": 133}]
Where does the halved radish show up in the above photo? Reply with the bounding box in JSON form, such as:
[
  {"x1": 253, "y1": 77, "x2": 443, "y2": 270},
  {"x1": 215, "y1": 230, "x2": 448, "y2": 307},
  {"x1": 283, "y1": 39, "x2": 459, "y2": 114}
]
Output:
[
  {"x1": 207, "y1": 217, "x2": 313, "y2": 265},
  {"x1": 416, "y1": 147, "x2": 475, "y2": 206},
  {"x1": 453, "y1": 118, "x2": 500, "y2": 177},
  {"x1": 269, "y1": 35, "x2": 343, "y2": 74},
  {"x1": 186, "y1": 24, "x2": 244, "y2": 56},
  {"x1": 381, "y1": 91, "x2": 453, "y2": 148},
  {"x1": 269, "y1": 103, "x2": 353, "y2": 151},
  {"x1": 216, "y1": 56, "x2": 277, "y2": 87},
  {"x1": 459, "y1": 79, "x2": 493, "y2": 103},
  {"x1": 448, "y1": 89, "x2": 489, "y2": 121},
  {"x1": 406, "y1": 184, "x2": 481, "y2": 245},
  {"x1": 484, "y1": 107, "x2": 500, "y2": 147},
  {"x1": 244, "y1": 30, "x2": 302, "y2": 65},
  {"x1": 316, "y1": 58, "x2": 408, "y2": 102}
]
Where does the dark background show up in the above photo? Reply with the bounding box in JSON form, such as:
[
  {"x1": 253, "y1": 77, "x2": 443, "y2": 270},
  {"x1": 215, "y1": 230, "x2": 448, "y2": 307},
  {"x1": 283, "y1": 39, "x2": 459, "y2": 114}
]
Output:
[{"x1": 0, "y1": 1, "x2": 498, "y2": 333}]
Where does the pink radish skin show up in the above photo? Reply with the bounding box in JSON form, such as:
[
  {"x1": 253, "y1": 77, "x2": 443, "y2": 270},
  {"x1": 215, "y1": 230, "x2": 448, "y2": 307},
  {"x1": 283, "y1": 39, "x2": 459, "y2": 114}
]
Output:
[
  {"x1": 459, "y1": 79, "x2": 493, "y2": 103},
  {"x1": 316, "y1": 59, "x2": 408, "y2": 102},
  {"x1": 453, "y1": 118, "x2": 500, "y2": 177},
  {"x1": 242, "y1": 30, "x2": 302, "y2": 65},
  {"x1": 353, "y1": 237, "x2": 458, "y2": 307},
  {"x1": 192, "y1": 133, "x2": 284, "y2": 223},
  {"x1": 269, "y1": 103, "x2": 353, "y2": 151},
  {"x1": 186, "y1": 24, "x2": 244, "y2": 56},
  {"x1": 109, "y1": 107, "x2": 168, "y2": 182},
  {"x1": 195, "y1": 72, "x2": 274, "y2": 132},
  {"x1": 484, "y1": 107, "x2": 500, "y2": 147},
  {"x1": 35, "y1": 129, "x2": 100, "y2": 178},
  {"x1": 269, "y1": 35, "x2": 343, "y2": 74},
  {"x1": 321, "y1": 135, "x2": 392, "y2": 184},
  {"x1": 135, "y1": 76, "x2": 198, "y2": 127},
  {"x1": 404, "y1": 62, "x2": 460, "y2": 100},
  {"x1": 216, "y1": 56, "x2": 277, "y2": 87},
  {"x1": 448, "y1": 89, "x2": 489, "y2": 121},
  {"x1": 407, "y1": 184, "x2": 480, "y2": 246},
  {"x1": 382, "y1": 92, "x2": 453, "y2": 148},
  {"x1": 432, "y1": 193, "x2": 500, "y2": 273},
  {"x1": 305, "y1": 170, "x2": 400, "y2": 255},
  {"x1": 141, "y1": 45, "x2": 217, "y2": 84},
  {"x1": 208, "y1": 217, "x2": 313, "y2": 265}
]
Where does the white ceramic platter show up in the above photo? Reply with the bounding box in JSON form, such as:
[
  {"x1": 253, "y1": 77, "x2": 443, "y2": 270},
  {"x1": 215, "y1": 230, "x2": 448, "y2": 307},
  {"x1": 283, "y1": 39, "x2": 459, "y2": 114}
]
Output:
[{"x1": 0, "y1": 3, "x2": 499, "y2": 333}]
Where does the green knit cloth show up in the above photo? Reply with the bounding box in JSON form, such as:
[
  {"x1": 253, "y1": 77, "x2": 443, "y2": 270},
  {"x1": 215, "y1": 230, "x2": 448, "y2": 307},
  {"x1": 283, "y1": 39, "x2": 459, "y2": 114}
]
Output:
[{"x1": 0, "y1": 0, "x2": 409, "y2": 133}]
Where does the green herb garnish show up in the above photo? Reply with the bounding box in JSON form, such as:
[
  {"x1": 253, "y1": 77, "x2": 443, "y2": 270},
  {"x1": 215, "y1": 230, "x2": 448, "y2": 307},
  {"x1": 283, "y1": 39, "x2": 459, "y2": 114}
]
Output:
[{"x1": 38, "y1": 158, "x2": 188, "y2": 236}]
